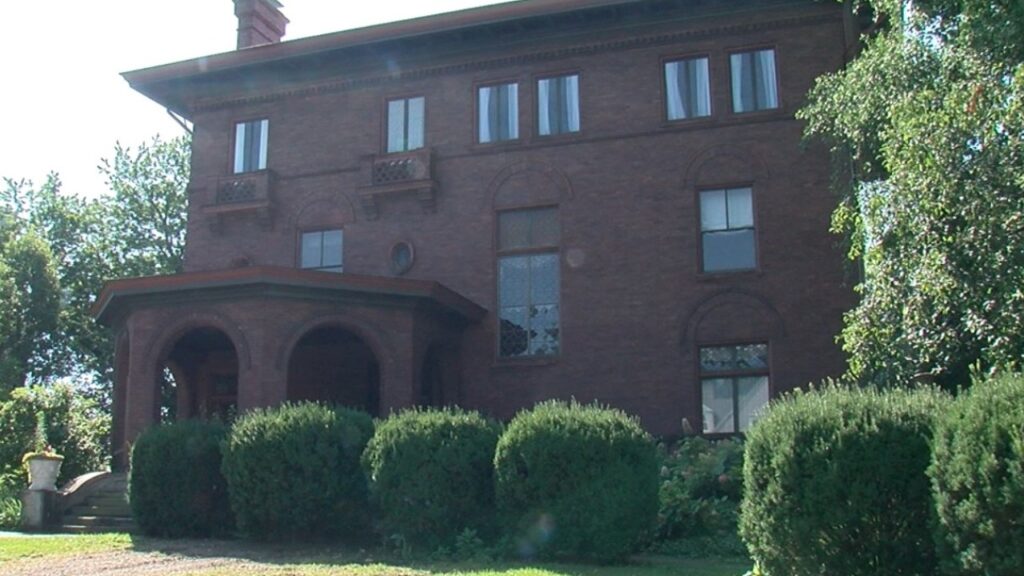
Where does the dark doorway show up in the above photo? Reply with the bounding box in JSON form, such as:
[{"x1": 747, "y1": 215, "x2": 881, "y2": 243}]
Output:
[
  {"x1": 286, "y1": 326, "x2": 380, "y2": 416},
  {"x1": 160, "y1": 328, "x2": 239, "y2": 422}
]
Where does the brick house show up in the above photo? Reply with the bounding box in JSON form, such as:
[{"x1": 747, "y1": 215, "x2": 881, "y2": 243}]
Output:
[{"x1": 95, "y1": 0, "x2": 857, "y2": 467}]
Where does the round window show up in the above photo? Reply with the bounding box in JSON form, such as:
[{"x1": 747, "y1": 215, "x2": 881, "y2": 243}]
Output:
[{"x1": 389, "y1": 241, "x2": 414, "y2": 275}]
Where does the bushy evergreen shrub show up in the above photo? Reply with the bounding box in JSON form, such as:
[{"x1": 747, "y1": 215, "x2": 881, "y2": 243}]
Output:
[
  {"x1": 930, "y1": 373, "x2": 1024, "y2": 576},
  {"x1": 129, "y1": 419, "x2": 232, "y2": 537},
  {"x1": 220, "y1": 402, "x2": 374, "y2": 540},
  {"x1": 653, "y1": 437, "x2": 746, "y2": 557},
  {"x1": 494, "y1": 400, "x2": 659, "y2": 563},
  {"x1": 362, "y1": 407, "x2": 501, "y2": 551},
  {"x1": 739, "y1": 385, "x2": 946, "y2": 576},
  {"x1": 0, "y1": 383, "x2": 109, "y2": 485}
]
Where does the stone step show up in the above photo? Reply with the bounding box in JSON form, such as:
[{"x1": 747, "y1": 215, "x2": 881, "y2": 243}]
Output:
[
  {"x1": 61, "y1": 515, "x2": 136, "y2": 529},
  {"x1": 58, "y1": 523, "x2": 139, "y2": 535},
  {"x1": 68, "y1": 504, "x2": 132, "y2": 517}
]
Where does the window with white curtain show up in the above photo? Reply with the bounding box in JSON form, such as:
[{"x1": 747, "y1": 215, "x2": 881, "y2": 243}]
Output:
[
  {"x1": 478, "y1": 83, "x2": 519, "y2": 143},
  {"x1": 300, "y1": 229, "x2": 343, "y2": 273},
  {"x1": 386, "y1": 97, "x2": 425, "y2": 153},
  {"x1": 233, "y1": 119, "x2": 268, "y2": 174},
  {"x1": 700, "y1": 344, "x2": 770, "y2": 433},
  {"x1": 665, "y1": 57, "x2": 711, "y2": 120},
  {"x1": 700, "y1": 187, "x2": 756, "y2": 272},
  {"x1": 537, "y1": 74, "x2": 580, "y2": 136},
  {"x1": 730, "y1": 49, "x2": 778, "y2": 113}
]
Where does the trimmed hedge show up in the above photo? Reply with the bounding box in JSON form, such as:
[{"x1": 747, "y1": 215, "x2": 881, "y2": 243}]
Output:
[
  {"x1": 739, "y1": 385, "x2": 946, "y2": 576},
  {"x1": 930, "y1": 373, "x2": 1024, "y2": 576},
  {"x1": 362, "y1": 407, "x2": 501, "y2": 551},
  {"x1": 129, "y1": 420, "x2": 232, "y2": 537},
  {"x1": 220, "y1": 402, "x2": 374, "y2": 540},
  {"x1": 494, "y1": 400, "x2": 659, "y2": 563}
]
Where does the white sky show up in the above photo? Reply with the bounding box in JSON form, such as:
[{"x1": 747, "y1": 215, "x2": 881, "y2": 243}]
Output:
[{"x1": 0, "y1": 0, "x2": 507, "y2": 197}]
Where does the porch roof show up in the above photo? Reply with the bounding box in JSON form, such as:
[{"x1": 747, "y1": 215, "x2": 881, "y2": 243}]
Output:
[{"x1": 92, "y1": 266, "x2": 487, "y2": 326}]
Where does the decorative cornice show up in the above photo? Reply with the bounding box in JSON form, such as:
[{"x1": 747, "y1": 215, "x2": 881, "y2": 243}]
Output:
[{"x1": 190, "y1": 12, "x2": 840, "y2": 114}]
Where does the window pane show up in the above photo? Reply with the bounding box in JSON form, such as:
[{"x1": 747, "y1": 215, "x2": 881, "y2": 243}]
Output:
[
  {"x1": 737, "y1": 376, "x2": 769, "y2": 431},
  {"x1": 703, "y1": 229, "x2": 756, "y2": 272},
  {"x1": 701, "y1": 344, "x2": 769, "y2": 373},
  {"x1": 539, "y1": 75, "x2": 580, "y2": 135},
  {"x1": 499, "y1": 256, "x2": 530, "y2": 307},
  {"x1": 498, "y1": 211, "x2": 532, "y2": 250},
  {"x1": 727, "y1": 188, "x2": 753, "y2": 228},
  {"x1": 257, "y1": 119, "x2": 268, "y2": 170},
  {"x1": 702, "y1": 378, "x2": 735, "y2": 433},
  {"x1": 499, "y1": 306, "x2": 529, "y2": 357},
  {"x1": 530, "y1": 208, "x2": 560, "y2": 247},
  {"x1": 233, "y1": 122, "x2": 246, "y2": 173},
  {"x1": 530, "y1": 254, "x2": 560, "y2": 305},
  {"x1": 732, "y1": 50, "x2": 777, "y2": 112},
  {"x1": 504, "y1": 83, "x2": 519, "y2": 140},
  {"x1": 666, "y1": 58, "x2": 710, "y2": 120},
  {"x1": 700, "y1": 190, "x2": 728, "y2": 231},
  {"x1": 407, "y1": 97, "x2": 425, "y2": 150},
  {"x1": 387, "y1": 99, "x2": 406, "y2": 153},
  {"x1": 530, "y1": 303, "x2": 560, "y2": 356},
  {"x1": 478, "y1": 87, "x2": 492, "y2": 143},
  {"x1": 322, "y1": 230, "x2": 343, "y2": 269},
  {"x1": 300, "y1": 232, "x2": 322, "y2": 268}
]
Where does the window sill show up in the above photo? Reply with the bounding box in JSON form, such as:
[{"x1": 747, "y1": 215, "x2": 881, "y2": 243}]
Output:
[
  {"x1": 490, "y1": 356, "x2": 559, "y2": 370},
  {"x1": 696, "y1": 268, "x2": 763, "y2": 282}
]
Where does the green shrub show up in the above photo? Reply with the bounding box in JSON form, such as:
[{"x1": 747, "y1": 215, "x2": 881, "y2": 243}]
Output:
[
  {"x1": 363, "y1": 407, "x2": 501, "y2": 551},
  {"x1": 739, "y1": 384, "x2": 946, "y2": 576},
  {"x1": 129, "y1": 420, "x2": 232, "y2": 537},
  {"x1": 494, "y1": 400, "x2": 659, "y2": 563},
  {"x1": 0, "y1": 471, "x2": 22, "y2": 529},
  {"x1": 0, "y1": 383, "x2": 109, "y2": 485},
  {"x1": 930, "y1": 373, "x2": 1024, "y2": 576},
  {"x1": 656, "y1": 437, "x2": 744, "y2": 540},
  {"x1": 221, "y1": 402, "x2": 374, "y2": 540}
]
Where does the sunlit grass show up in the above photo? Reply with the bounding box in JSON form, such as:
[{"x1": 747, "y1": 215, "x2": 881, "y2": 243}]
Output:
[{"x1": 0, "y1": 532, "x2": 133, "y2": 562}]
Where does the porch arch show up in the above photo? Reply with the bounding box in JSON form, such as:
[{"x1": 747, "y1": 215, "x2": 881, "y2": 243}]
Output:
[{"x1": 285, "y1": 323, "x2": 382, "y2": 416}]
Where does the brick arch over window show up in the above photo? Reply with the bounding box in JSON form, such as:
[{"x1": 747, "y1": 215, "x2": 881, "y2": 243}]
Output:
[
  {"x1": 683, "y1": 143, "x2": 771, "y2": 189},
  {"x1": 680, "y1": 289, "x2": 785, "y2": 352},
  {"x1": 146, "y1": 311, "x2": 253, "y2": 372},
  {"x1": 489, "y1": 161, "x2": 573, "y2": 211},
  {"x1": 293, "y1": 195, "x2": 357, "y2": 230}
]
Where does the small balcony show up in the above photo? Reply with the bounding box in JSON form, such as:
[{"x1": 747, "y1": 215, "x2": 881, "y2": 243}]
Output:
[
  {"x1": 358, "y1": 149, "x2": 438, "y2": 220},
  {"x1": 202, "y1": 170, "x2": 275, "y2": 232}
]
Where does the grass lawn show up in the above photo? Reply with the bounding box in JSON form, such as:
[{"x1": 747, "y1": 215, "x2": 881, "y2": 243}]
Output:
[{"x1": 0, "y1": 533, "x2": 750, "y2": 576}]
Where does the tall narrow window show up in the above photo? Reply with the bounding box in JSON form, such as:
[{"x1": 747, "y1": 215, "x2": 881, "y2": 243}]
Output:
[
  {"x1": 665, "y1": 57, "x2": 711, "y2": 120},
  {"x1": 700, "y1": 187, "x2": 756, "y2": 272},
  {"x1": 300, "y1": 229, "x2": 343, "y2": 272},
  {"x1": 498, "y1": 207, "x2": 560, "y2": 358},
  {"x1": 700, "y1": 344, "x2": 770, "y2": 433},
  {"x1": 478, "y1": 83, "x2": 519, "y2": 143},
  {"x1": 233, "y1": 119, "x2": 268, "y2": 173},
  {"x1": 537, "y1": 74, "x2": 580, "y2": 136},
  {"x1": 387, "y1": 97, "x2": 425, "y2": 153},
  {"x1": 730, "y1": 49, "x2": 778, "y2": 112}
]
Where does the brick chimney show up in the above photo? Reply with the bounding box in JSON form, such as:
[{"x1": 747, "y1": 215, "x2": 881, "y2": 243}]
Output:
[{"x1": 234, "y1": 0, "x2": 289, "y2": 49}]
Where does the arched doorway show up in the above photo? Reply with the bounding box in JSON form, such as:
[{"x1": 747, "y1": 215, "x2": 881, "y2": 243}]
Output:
[
  {"x1": 158, "y1": 327, "x2": 239, "y2": 422},
  {"x1": 286, "y1": 326, "x2": 380, "y2": 416}
]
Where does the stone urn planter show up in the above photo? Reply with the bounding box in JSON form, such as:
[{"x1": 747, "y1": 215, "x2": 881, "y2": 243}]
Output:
[{"x1": 24, "y1": 453, "x2": 64, "y2": 491}]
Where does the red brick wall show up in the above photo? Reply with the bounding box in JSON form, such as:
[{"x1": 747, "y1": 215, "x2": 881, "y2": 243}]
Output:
[{"x1": 168, "y1": 1, "x2": 854, "y2": 436}]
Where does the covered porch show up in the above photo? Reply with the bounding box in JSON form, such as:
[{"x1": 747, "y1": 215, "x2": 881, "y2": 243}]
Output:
[{"x1": 93, "y1": 266, "x2": 485, "y2": 469}]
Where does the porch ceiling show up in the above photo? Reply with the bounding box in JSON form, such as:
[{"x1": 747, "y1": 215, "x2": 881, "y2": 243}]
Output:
[{"x1": 92, "y1": 266, "x2": 487, "y2": 326}]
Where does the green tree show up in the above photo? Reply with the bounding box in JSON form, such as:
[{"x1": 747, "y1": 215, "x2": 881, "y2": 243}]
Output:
[
  {"x1": 100, "y1": 135, "x2": 189, "y2": 277},
  {"x1": 800, "y1": 0, "x2": 1024, "y2": 388}
]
